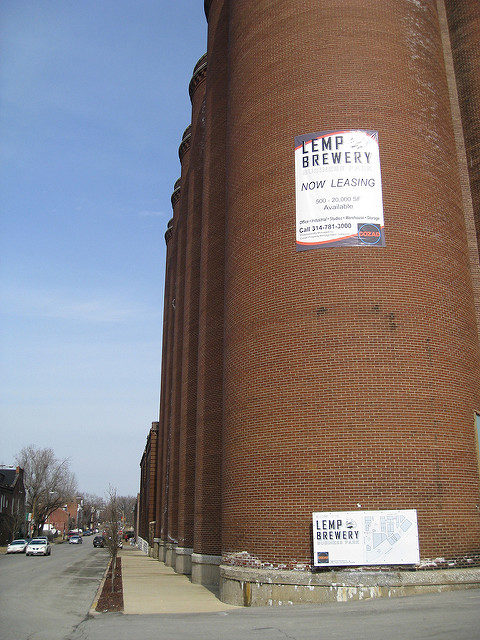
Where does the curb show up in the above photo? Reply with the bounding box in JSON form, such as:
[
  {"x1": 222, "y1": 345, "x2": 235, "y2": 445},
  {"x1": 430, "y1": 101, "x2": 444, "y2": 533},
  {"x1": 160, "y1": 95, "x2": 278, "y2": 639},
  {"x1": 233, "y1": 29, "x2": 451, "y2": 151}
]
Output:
[{"x1": 88, "y1": 557, "x2": 112, "y2": 617}]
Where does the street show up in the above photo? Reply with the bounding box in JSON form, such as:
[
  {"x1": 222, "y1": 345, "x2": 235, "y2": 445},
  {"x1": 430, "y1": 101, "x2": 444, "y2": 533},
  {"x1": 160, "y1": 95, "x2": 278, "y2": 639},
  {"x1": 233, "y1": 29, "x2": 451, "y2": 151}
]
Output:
[
  {"x1": 2, "y1": 541, "x2": 480, "y2": 640},
  {"x1": 69, "y1": 588, "x2": 480, "y2": 640},
  {"x1": 0, "y1": 539, "x2": 108, "y2": 640}
]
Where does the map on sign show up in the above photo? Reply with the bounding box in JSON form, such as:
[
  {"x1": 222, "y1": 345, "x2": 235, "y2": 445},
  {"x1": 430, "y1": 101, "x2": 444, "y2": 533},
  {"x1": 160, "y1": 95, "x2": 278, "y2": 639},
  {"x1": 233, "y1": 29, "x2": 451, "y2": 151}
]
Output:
[
  {"x1": 312, "y1": 510, "x2": 420, "y2": 567},
  {"x1": 364, "y1": 513, "x2": 414, "y2": 563}
]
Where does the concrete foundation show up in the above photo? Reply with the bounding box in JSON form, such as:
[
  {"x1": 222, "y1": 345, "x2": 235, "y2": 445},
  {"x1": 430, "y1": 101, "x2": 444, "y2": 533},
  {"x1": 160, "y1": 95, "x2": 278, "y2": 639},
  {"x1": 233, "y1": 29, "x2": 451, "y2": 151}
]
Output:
[
  {"x1": 191, "y1": 553, "x2": 222, "y2": 586},
  {"x1": 157, "y1": 539, "x2": 166, "y2": 562},
  {"x1": 175, "y1": 547, "x2": 193, "y2": 575},
  {"x1": 219, "y1": 565, "x2": 480, "y2": 607},
  {"x1": 152, "y1": 538, "x2": 161, "y2": 560},
  {"x1": 165, "y1": 543, "x2": 177, "y2": 567}
]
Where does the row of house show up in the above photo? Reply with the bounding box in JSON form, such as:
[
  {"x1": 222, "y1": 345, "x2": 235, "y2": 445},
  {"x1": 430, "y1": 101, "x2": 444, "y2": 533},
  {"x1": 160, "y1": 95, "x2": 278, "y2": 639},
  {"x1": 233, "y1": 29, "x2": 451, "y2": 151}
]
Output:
[{"x1": 0, "y1": 464, "x2": 87, "y2": 543}]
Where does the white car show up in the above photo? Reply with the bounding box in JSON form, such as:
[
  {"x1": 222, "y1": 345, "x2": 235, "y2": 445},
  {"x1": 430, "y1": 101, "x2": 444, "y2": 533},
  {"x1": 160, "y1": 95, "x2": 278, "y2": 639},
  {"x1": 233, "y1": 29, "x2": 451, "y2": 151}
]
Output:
[
  {"x1": 6, "y1": 539, "x2": 28, "y2": 553},
  {"x1": 26, "y1": 538, "x2": 51, "y2": 556}
]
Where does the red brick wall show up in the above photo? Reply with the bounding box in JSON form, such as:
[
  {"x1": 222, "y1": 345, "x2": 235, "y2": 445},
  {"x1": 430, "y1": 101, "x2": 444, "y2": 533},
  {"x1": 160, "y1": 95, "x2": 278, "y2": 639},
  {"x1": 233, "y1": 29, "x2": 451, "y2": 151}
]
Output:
[
  {"x1": 164, "y1": 127, "x2": 191, "y2": 545},
  {"x1": 45, "y1": 507, "x2": 69, "y2": 534},
  {"x1": 221, "y1": 0, "x2": 480, "y2": 568},
  {"x1": 139, "y1": 424, "x2": 157, "y2": 540},
  {"x1": 177, "y1": 58, "x2": 207, "y2": 549},
  {"x1": 145, "y1": 0, "x2": 480, "y2": 572},
  {"x1": 437, "y1": 0, "x2": 480, "y2": 372},
  {"x1": 157, "y1": 191, "x2": 180, "y2": 540},
  {"x1": 154, "y1": 207, "x2": 177, "y2": 539},
  {"x1": 444, "y1": 0, "x2": 480, "y2": 251},
  {"x1": 148, "y1": 423, "x2": 158, "y2": 534},
  {"x1": 194, "y1": 0, "x2": 228, "y2": 557},
  {"x1": 46, "y1": 501, "x2": 80, "y2": 535},
  {"x1": 139, "y1": 441, "x2": 149, "y2": 540}
]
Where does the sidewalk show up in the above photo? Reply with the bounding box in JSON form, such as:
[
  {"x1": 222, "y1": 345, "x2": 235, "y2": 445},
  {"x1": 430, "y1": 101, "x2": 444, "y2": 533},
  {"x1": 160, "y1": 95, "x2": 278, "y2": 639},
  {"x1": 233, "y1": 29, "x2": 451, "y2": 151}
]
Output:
[{"x1": 119, "y1": 547, "x2": 240, "y2": 614}]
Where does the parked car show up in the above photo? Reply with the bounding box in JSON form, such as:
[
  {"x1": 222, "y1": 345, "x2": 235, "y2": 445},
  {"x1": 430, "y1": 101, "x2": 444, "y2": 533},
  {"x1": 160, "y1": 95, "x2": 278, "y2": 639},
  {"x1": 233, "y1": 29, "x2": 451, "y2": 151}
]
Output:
[
  {"x1": 6, "y1": 539, "x2": 28, "y2": 554},
  {"x1": 93, "y1": 536, "x2": 104, "y2": 548},
  {"x1": 26, "y1": 538, "x2": 51, "y2": 556},
  {"x1": 68, "y1": 535, "x2": 82, "y2": 544}
]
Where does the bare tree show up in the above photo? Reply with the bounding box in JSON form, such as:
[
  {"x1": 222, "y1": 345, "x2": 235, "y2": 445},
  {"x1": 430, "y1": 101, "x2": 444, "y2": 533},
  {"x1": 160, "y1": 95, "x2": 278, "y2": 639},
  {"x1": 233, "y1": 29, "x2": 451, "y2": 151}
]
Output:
[
  {"x1": 117, "y1": 495, "x2": 136, "y2": 527},
  {"x1": 16, "y1": 445, "x2": 77, "y2": 537},
  {"x1": 103, "y1": 486, "x2": 120, "y2": 592},
  {"x1": 80, "y1": 493, "x2": 105, "y2": 531}
]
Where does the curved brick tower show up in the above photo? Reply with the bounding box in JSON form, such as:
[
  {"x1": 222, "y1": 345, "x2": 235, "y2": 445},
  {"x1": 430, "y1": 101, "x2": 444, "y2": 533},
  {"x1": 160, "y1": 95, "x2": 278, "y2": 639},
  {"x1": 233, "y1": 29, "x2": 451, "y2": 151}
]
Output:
[
  {"x1": 139, "y1": 0, "x2": 480, "y2": 606},
  {"x1": 191, "y1": 0, "x2": 228, "y2": 586},
  {"x1": 154, "y1": 208, "x2": 177, "y2": 554},
  {"x1": 220, "y1": 0, "x2": 480, "y2": 603},
  {"x1": 444, "y1": 0, "x2": 480, "y2": 248},
  {"x1": 176, "y1": 54, "x2": 207, "y2": 574},
  {"x1": 162, "y1": 125, "x2": 191, "y2": 564}
]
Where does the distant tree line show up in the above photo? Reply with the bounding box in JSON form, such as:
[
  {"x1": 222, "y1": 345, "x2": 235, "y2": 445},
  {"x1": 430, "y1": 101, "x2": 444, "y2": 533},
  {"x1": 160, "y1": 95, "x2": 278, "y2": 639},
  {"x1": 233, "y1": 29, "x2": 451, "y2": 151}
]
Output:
[
  {"x1": 6, "y1": 444, "x2": 136, "y2": 540},
  {"x1": 16, "y1": 445, "x2": 77, "y2": 537}
]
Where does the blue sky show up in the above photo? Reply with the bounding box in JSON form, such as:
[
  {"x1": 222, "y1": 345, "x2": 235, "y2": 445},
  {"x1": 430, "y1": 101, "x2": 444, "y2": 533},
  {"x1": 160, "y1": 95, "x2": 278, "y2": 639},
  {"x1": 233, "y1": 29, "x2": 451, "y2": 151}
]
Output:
[{"x1": 0, "y1": 1, "x2": 207, "y2": 496}]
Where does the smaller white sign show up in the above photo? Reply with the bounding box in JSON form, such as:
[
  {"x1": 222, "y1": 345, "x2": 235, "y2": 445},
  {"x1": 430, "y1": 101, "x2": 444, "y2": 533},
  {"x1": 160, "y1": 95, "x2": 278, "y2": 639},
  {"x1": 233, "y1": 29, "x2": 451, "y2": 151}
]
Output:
[{"x1": 312, "y1": 510, "x2": 419, "y2": 567}]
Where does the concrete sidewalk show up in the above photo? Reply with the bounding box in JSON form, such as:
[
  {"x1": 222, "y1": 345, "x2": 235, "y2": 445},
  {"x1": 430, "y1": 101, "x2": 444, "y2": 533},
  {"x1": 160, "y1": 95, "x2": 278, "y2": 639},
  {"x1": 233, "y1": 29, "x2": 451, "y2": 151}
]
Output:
[{"x1": 119, "y1": 547, "x2": 239, "y2": 614}]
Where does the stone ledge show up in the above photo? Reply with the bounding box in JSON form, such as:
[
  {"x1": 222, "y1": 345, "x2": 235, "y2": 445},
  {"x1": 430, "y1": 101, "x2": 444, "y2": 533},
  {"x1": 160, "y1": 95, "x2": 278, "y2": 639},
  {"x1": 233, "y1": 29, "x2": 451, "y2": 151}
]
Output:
[
  {"x1": 219, "y1": 565, "x2": 480, "y2": 606},
  {"x1": 175, "y1": 547, "x2": 193, "y2": 575},
  {"x1": 164, "y1": 543, "x2": 177, "y2": 567},
  {"x1": 192, "y1": 553, "x2": 222, "y2": 565},
  {"x1": 220, "y1": 564, "x2": 480, "y2": 587},
  {"x1": 191, "y1": 553, "x2": 222, "y2": 587}
]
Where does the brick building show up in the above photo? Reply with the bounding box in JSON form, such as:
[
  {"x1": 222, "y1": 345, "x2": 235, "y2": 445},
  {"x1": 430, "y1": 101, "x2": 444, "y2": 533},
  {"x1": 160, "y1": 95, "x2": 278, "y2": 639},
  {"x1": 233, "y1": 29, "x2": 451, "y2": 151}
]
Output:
[
  {"x1": 45, "y1": 500, "x2": 82, "y2": 537},
  {"x1": 139, "y1": 0, "x2": 480, "y2": 604},
  {"x1": 138, "y1": 422, "x2": 158, "y2": 543},
  {"x1": 0, "y1": 466, "x2": 26, "y2": 543}
]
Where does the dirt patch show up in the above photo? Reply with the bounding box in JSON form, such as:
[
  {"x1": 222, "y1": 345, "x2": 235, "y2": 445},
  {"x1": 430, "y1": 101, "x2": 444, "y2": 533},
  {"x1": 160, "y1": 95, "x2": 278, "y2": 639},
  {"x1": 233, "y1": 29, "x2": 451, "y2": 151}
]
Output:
[{"x1": 95, "y1": 557, "x2": 123, "y2": 612}]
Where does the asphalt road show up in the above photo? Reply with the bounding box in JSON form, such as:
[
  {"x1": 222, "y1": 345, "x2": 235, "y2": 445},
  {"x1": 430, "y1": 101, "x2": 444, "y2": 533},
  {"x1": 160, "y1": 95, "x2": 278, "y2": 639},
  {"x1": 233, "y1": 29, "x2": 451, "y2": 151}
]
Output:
[
  {"x1": 2, "y1": 542, "x2": 480, "y2": 640},
  {"x1": 0, "y1": 539, "x2": 109, "y2": 640},
  {"x1": 68, "y1": 588, "x2": 480, "y2": 640}
]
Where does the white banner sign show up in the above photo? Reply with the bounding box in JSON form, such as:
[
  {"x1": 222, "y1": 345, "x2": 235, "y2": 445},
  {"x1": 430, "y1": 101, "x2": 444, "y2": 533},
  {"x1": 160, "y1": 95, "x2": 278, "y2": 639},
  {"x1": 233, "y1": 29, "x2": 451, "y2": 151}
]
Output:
[
  {"x1": 295, "y1": 130, "x2": 385, "y2": 250},
  {"x1": 312, "y1": 510, "x2": 419, "y2": 567}
]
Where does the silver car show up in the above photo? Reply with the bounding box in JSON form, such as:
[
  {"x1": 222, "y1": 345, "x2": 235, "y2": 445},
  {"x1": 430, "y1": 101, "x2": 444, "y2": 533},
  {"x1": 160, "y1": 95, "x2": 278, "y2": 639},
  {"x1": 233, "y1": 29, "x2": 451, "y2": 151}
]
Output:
[{"x1": 26, "y1": 538, "x2": 51, "y2": 556}]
